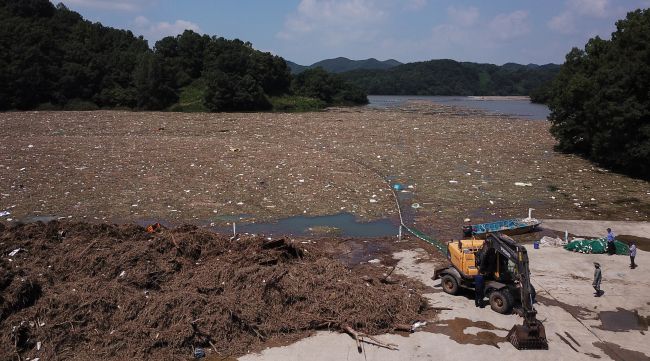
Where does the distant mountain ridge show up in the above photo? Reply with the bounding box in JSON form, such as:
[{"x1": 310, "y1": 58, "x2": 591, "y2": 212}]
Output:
[
  {"x1": 287, "y1": 57, "x2": 402, "y2": 74},
  {"x1": 341, "y1": 59, "x2": 561, "y2": 96}
]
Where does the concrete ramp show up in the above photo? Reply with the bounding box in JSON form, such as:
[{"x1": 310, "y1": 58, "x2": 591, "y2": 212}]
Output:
[{"x1": 540, "y1": 219, "x2": 650, "y2": 239}]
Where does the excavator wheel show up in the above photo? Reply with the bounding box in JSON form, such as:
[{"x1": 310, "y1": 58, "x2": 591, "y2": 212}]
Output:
[
  {"x1": 441, "y1": 274, "x2": 460, "y2": 295},
  {"x1": 489, "y1": 290, "x2": 514, "y2": 314}
]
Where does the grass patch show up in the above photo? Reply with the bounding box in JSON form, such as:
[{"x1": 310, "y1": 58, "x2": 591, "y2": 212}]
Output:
[
  {"x1": 179, "y1": 81, "x2": 205, "y2": 104},
  {"x1": 269, "y1": 95, "x2": 327, "y2": 112},
  {"x1": 64, "y1": 99, "x2": 99, "y2": 111},
  {"x1": 35, "y1": 102, "x2": 62, "y2": 111},
  {"x1": 168, "y1": 81, "x2": 211, "y2": 112}
]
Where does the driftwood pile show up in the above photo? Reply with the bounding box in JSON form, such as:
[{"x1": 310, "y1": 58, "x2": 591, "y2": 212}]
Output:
[{"x1": 0, "y1": 220, "x2": 427, "y2": 360}]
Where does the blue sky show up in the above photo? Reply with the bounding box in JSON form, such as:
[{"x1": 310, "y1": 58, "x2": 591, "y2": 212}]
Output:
[{"x1": 56, "y1": 0, "x2": 650, "y2": 66}]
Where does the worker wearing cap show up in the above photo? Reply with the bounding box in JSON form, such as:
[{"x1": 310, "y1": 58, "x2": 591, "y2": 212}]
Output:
[
  {"x1": 629, "y1": 241, "x2": 637, "y2": 269},
  {"x1": 462, "y1": 218, "x2": 473, "y2": 238},
  {"x1": 606, "y1": 228, "x2": 615, "y2": 255},
  {"x1": 593, "y1": 263, "x2": 602, "y2": 297}
]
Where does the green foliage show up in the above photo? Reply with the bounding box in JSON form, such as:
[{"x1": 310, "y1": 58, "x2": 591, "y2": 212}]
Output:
[
  {"x1": 478, "y1": 72, "x2": 491, "y2": 93},
  {"x1": 63, "y1": 98, "x2": 99, "y2": 111},
  {"x1": 547, "y1": 9, "x2": 650, "y2": 178},
  {"x1": 199, "y1": 38, "x2": 290, "y2": 111},
  {"x1": 342, "y1": 60, "x2": 559, "y2": 96},
  {"x1": 132, "y1": 52, "x2": 178, "y2": 110},
  {"x1": 0, "y1": 0, "x2": 150, "y2": 110},
  {"x1": 291, "y1": 67, "x2": 368, "y2": 105},
  {"x1": 269, "y1": 95, "x2": 327, "y2": 111},
  {"x1": 529, "y1": 79, "x2": 553, "y2": 104},
  {"x1": 0, "y1": 1, "x2": 294, "y2": 113},
  {"x1": 178, "y1": 80, "x2": 205, "y2": 104},
  {"x1": 35, "y1": 102, "x2": 62, "y2": 111}
]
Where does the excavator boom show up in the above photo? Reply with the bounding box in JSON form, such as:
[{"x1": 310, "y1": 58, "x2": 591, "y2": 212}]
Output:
[{"x1": 482, "y1": 234, "x2": 548, "y2": 349}]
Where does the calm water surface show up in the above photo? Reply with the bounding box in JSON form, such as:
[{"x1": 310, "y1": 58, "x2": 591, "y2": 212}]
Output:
[{"x1": 367, "y1": 95, "x2": 550, "y2": 120}]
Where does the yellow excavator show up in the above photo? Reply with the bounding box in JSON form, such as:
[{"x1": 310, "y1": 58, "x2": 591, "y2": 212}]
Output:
[{"x1": 433, "y1": 233, "x2": 548, "y2": 349}]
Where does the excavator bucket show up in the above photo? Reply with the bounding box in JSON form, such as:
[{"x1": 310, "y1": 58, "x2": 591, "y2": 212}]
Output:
[{"x1": 507, "y1": 321, "x2": 548, "y2": 350}]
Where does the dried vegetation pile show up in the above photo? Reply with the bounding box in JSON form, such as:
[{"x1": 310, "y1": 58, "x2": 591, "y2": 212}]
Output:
[{"x1": 0, "y1": 220, "x2": 426, "y2": 360}]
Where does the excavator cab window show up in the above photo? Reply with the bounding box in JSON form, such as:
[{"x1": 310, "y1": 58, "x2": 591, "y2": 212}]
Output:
[{"x1": 495, "y1": 253, "x2": 515, "y2": 281}]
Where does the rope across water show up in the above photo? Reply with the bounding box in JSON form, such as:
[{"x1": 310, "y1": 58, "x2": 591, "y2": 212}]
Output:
[{"x1": 342, "y1": 155, "x2": 448, "y2": 254}]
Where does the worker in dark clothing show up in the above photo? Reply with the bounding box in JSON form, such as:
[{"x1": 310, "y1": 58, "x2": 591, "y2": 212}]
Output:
[
  {"x1": 462, "y1": 218, "x2": 473, "y2": 238},
  {"x1": 474, "y1": 272, "x2": 485, "y2": 307},
  {"x1": 593, "y1": 262, "x2": 602, "y2": 297}
]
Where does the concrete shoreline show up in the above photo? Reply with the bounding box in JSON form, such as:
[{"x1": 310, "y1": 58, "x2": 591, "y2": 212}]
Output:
[{"x1": 540, "y1": 219, "x2": 650, "y2": 239}]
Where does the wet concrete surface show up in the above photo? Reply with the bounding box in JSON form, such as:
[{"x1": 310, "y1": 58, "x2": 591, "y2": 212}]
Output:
[
  {"x1": 240, "y1": 238, "x2": 650, "y2": 361},
  {"x1": 596, "y1": 308, "x2": 649, "y2": 332},
  {"x1": 423, "y1": 318, "x2": 508, "y2": 348},
  {"x1": 593, "y1": 341, "x2": 650, "y2": 361}
]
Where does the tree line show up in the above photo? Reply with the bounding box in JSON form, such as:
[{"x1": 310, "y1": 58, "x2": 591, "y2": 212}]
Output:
[
  {"x1": 0, "y1": 0, "x2": 368, "y2": 112},
  {"x1": 340, "y1": 60, "x2": 559, "y2": 96},
  {"x1": 532, "y1": 8, "x2": 650, "y2": 179}
]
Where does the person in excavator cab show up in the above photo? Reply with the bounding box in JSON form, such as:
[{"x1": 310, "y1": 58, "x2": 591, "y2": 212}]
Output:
[{"x1": 462, "y1": 218, "x2": 473, "y2": 238}]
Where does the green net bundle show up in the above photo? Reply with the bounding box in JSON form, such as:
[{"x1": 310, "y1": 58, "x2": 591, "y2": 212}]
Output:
[{"x1": 563, "y1": 238, "x2": 629, "y2": 255}]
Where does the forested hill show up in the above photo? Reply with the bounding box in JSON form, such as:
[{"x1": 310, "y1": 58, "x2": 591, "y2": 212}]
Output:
[
  {"x1": 342, "y1": 60, "x2": 560, "y2": 96},
  {"x1": 287, "y1": 57, "x2": 402, "y2": 74},
  {"x1": 0, "y1": 0, "x2": 367, "y2": 112}
]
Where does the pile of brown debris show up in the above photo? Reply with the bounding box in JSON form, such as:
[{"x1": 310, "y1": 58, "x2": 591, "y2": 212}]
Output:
[{"x1": 0, "y1": 221, "x2": 428, "y2": 360}]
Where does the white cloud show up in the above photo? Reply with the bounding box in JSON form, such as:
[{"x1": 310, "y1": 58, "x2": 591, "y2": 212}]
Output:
[
  {"x1": 62, "y1": 0, "x2": 158, "y2": 12},
  {"x1": 447, "y1": 6, "x2": 479, "y2": 27},
  {"x1": 404, "y1": 0, "x2": 427, "y2": 11},
  {"x1": 132, "y1": 16, "x2": 203, "y2": 41},
  {"x1": 568, "y1": 0, "x2": 610, "y2": 17},
  {"x1": 277, "y1": 0, "x2": 387, "y2": 43},
  {"x1": 548, "y1": 11, "x2": 576, "y2": 34},
  {"x1": 488, "y1": 10, "x2": 530, "y2": 40}
]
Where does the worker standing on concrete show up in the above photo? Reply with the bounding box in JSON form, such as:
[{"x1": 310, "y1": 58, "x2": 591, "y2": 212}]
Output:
[
  {"x1": 606, "y1": 228, "x2": 615, "y2": 255},
  {"x1": 629, "y1": 241, "x2": 637, "y2": 269},
  {"x1": 462, "y1": 218, "x2": 473, "y2": 238},
  {"x1": 593, "y1": 263, "x2": 602, "y2": 297},
  {"x1": 474, "y1": 271, "x2": 485, "y2": 307}
]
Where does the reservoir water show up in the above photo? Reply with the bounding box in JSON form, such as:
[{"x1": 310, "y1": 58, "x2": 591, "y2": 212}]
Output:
[
  {"x1": 367, "y1": 95, "x2": 550, "y2": 120},
  {"x1": 208, "y1": 213, "x2": 398, "y2": 238}
]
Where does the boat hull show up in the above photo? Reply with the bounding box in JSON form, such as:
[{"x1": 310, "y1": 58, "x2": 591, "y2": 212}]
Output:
[
  {"x1": 473, "y1": 224, "x2": 540, "y2": 239},
  {"x1": 470, "y1": 218, "x2": 542, "y2": 239}
]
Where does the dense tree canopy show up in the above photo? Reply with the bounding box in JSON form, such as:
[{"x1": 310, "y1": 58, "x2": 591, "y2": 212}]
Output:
[
  {"x1": 0, "y1": 0, "x2": 150, "y2": 110},
  {"x1": 0, "y1": 0, "x2": 367, "y2": 112},
  {"x1": 291, "y1": 67, "x2": 368, "y2": 105},
  {"x1": 546, "y1": 9, "x2": 650, "y2": 178},
  {"x1": 341, "y1": 60, "x2": 559, "y2": 96}
]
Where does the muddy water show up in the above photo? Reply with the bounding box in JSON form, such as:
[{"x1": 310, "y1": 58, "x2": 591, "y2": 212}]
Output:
[
  {"x1": 423, "y1": 317, "x2": 508, "y2": 348},
  {"x1": 593, "y1": 341, "x2": 650, "y2": 361},
  {"x1": 596, "y1": 308, "x2": 649, "y2": 332},
  {"x1": 208, "y1": 213, "x2": 399, "y2": 238}
]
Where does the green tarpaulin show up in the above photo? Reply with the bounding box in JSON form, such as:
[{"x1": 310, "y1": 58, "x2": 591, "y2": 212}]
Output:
[{"x1": 564, "y1": 238, "x2": 629, "y2": 255}]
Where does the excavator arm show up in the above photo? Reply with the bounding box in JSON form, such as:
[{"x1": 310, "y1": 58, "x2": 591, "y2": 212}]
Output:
[{"x1": 479, "y1": 234, "x2": 548, "y2": 349}]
